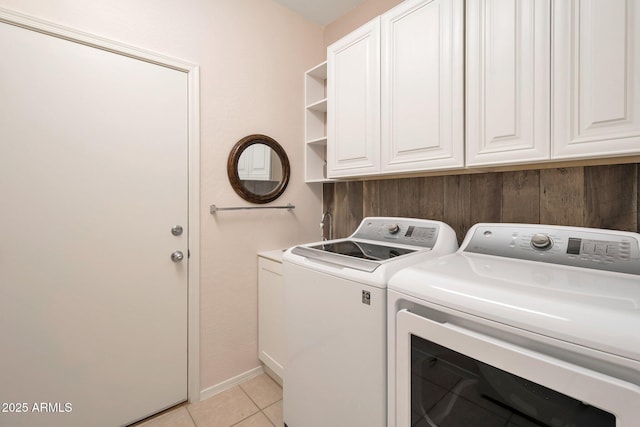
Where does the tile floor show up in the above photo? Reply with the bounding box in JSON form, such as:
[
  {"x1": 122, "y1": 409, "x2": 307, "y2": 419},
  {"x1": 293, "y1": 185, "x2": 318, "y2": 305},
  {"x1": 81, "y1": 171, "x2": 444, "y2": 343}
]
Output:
[{"x1": 135, "y1": 373, "x2": 282, "y2": 427}]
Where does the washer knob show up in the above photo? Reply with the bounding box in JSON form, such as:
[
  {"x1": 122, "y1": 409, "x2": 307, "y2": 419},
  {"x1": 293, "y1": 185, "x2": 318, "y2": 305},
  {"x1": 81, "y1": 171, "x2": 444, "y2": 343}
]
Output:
[
  {"x1": 388, "y1": 224, "x2": 401, "y2": 234},
  {"x1": 531, "y1": 233, "x2": 552, "y2": 250}
]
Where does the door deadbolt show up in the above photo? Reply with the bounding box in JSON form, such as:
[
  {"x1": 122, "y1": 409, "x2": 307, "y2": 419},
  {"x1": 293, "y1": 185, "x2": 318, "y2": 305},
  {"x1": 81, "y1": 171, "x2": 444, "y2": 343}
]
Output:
[
  {"x1": 171, "y1": 251, "x2": 184, "y2": 263},
  {"x1": 171, "y1": 225, "x2": 184, "y2": 236}
]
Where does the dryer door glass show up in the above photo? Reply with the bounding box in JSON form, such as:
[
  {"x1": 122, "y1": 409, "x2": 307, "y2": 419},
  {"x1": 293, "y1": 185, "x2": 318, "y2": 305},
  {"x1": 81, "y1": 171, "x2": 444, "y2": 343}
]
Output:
[{"x1": 410, "y1": 335, "x2": 614, "y2": 427}]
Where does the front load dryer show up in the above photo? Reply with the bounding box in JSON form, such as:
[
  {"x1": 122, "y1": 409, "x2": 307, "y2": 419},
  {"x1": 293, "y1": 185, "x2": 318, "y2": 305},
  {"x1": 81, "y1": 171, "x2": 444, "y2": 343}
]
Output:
[{"x1": 387, "y1": 223, "x2": 640, "y2": 427}]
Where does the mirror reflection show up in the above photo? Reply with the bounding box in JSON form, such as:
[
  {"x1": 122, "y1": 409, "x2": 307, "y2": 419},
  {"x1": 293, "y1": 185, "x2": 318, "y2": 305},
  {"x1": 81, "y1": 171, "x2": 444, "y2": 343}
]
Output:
[
  {"x1": 227, "y1": 134, "x2": 290, "y2": 204},
  {"x1": 237, "y1": 143, "x2": 284, "y2": 196}
]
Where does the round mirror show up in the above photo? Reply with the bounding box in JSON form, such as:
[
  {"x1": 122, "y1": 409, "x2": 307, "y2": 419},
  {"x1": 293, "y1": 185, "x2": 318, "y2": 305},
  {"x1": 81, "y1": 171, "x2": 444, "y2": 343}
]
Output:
[{"x1": 227, "y1": 134, "x2": 290, "y2": 204}]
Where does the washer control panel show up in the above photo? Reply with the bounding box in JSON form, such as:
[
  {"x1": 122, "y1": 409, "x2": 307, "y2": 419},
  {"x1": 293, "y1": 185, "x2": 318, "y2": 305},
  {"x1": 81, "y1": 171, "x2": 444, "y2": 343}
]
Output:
[
  {"x1": 464, "y1": 224, "x2": 640, "y2": 275},
  {"x1": 352, "y1": 217, "x2": 440, "y2": 248}
]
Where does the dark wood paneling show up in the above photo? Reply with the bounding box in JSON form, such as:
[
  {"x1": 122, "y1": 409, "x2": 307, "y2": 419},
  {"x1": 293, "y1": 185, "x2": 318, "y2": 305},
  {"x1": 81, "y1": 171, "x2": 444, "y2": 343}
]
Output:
[
  {"x1": 349, "y1": 180, "x2": 364, "y2": 234},
  {"x1": 333, "y1": 181, "x2": 363, "y2": 239},
  {"x1": 364, "y1": 177, "x2": 445, "y2": 220},
  {"x1": 323, "y1": 162, "x2": 640, "y2": 241},
  {"x1": 585, "y1": 164, "x2": 638, "y2": 231},
  {"x1": 443, "y1": 175, "x2": 471, "y2": 244},
  {"x1": 322, "y1": 183, "x2": 335, "y2": 240},
  {"x1": 379, "y1": 179, "x2": 401, "y2": 217},
  {"x1": 323, "y1": 182, "x2": 335, "y2": 210},
  {"x1": 362, "y1": 180, "x2": 381, "y2": 217},
  {"x1": 501, "y1": 170, "x2": 540, "y2": 223},
  {"x1": 419, "y1": 176, "x2": 445, "y2": 221},
  {"x1": 469, "y1": 173, "x2": 502, "y2": 224},
  {"x1": 539, "y1": 167, "x2": 585, "y2": 226},
  {"x1": 395, "y1": 178, "x2": 422, "y2": 218}
]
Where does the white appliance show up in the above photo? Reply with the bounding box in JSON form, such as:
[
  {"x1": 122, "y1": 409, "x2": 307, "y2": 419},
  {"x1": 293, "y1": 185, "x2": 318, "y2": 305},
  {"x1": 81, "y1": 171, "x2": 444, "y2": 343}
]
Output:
[
  {"x1": 388, "y1": 223, "x2": 640, "y2": 427},
  {"x1": 283, "y1": 217, "x2": 458, "y2": 427}
]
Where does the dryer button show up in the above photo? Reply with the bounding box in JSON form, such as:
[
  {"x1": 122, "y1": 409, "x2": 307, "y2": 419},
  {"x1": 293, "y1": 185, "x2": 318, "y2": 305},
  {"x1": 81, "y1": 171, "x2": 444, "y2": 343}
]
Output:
[{"x1": 531, "y1": 233, "x2": 552, "y2": 250}]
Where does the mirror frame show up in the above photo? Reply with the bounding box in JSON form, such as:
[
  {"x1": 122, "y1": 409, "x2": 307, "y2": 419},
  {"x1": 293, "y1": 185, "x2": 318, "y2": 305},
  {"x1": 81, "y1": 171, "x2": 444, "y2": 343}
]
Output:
[{"x1": 227, "y1": 134, "x2": 291, "y2": 204}]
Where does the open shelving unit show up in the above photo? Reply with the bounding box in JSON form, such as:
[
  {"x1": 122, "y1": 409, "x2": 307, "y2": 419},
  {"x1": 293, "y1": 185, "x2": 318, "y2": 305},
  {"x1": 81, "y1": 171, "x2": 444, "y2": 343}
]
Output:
[{"x1": 304, "y1": 61, "x2": 330, "y2": 182}]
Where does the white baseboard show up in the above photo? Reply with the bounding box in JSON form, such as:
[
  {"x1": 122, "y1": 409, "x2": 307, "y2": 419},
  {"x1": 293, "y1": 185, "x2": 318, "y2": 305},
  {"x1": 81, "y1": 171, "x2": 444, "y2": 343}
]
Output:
[
  {"x1": 199, "y1": 366, "x2": 264, "y2": 401},
  {"x1": 261, "y1": 364, "x2": 283, "y2": 387}
]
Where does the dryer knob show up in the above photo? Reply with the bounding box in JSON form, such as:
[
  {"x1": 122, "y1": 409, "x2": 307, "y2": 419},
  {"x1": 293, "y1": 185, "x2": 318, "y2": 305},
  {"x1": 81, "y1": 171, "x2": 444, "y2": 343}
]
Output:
[
  {"x1": 531, "y1": 233, "x2": 552, "y2": 250},
  {"x1": 388, "y1": 224, "x2": 401, "y2": 234}
]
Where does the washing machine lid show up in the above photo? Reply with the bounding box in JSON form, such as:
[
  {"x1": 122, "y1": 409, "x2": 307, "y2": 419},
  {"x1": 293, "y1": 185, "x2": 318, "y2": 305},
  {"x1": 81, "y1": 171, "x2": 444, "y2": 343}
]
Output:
[
  {"x1": 306, "y1": 240, "x2": 416, "y2": 260},
  {"x1": 291, "y1": 239, "x2": 418, "y2": 272},
  {"x1": 389, "y1": 223, "x2": 640, "y2": 362}
]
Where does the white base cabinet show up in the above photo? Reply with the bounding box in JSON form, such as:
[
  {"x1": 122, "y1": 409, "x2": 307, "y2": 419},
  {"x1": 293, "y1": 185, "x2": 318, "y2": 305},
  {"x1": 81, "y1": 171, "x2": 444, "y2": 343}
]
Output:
[{"x1": 258, "y1": 252, "x2": 284, "y2": 381}]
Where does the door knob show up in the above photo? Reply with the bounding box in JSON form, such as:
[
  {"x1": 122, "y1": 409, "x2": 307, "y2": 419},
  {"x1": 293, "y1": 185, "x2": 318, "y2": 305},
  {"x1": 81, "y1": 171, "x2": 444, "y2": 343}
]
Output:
[
  {"x1": 171, "y1": 225, "x2": 184, "y2": 236},
  {"x1": 171, "y1": 251, "x2": 184, "y2": 263}
]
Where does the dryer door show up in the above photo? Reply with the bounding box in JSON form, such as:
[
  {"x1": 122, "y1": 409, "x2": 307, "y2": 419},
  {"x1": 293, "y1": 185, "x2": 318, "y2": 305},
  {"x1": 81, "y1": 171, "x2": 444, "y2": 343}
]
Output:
[{"x1": 395, "y1": 309, "x2": 639, "y2": 427}]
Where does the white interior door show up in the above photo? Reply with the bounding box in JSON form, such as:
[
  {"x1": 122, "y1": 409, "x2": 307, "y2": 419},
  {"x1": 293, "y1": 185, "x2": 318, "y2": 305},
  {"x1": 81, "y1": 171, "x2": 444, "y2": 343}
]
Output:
[{"x1": 0, "y1": 19, "x2": 188, "y2": 427}]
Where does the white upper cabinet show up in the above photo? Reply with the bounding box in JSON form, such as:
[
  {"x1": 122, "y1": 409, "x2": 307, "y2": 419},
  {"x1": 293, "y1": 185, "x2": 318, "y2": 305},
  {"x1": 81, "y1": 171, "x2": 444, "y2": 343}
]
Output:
[
  {"x1": 325, "y1": 0, "x2": 640, "y2": 178},
  {"x1": 467, "y1": 0, "x2": 640, "y2": 166},
  {"x1": 327, "y1": 18, "x2": 381, "y2": 178},
  {"x1": 552, "y1": 0, "x2": 640, "y2": 160},
  {"x1": 381, "y1": 0, "x2": 464, "y2": 173},
  {"x1": 466, "y1": 0, "x2": 551, "y2": 167},
  {"x1": 327, "y1": 0, "x2": 464, "y2": 179}
]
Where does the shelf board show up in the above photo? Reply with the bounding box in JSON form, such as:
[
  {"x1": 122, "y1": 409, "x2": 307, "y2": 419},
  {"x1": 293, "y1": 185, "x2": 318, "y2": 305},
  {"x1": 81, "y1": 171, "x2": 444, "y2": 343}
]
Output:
[
  {"x1": 306, "y1": 61, "x2": 327, "y2": 79},
  {"x1": 305, "y1": 178, "x2": 334, "y2": 183},
  {"x1": 306, "y1": 98, "x2": 327, "y2": 112},
  {"x1": 306, "y1": 136, "x2": 327, "y2": 146}
]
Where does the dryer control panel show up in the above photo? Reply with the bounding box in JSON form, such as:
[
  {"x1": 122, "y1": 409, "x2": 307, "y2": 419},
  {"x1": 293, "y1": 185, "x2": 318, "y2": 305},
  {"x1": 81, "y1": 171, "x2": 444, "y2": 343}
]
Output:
[{"x1": 463, "y1": 224, "x2": 640, "y2": 275}]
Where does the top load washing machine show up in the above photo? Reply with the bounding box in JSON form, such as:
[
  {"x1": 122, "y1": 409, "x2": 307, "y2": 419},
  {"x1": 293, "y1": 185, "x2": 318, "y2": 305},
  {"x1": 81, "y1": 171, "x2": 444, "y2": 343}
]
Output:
[
  {"x1": 283, "y1": 217, "x2": 458, "y2": 427},
  {"x1": 387, "y1": 223, "x2": 640, "y2": 427}
]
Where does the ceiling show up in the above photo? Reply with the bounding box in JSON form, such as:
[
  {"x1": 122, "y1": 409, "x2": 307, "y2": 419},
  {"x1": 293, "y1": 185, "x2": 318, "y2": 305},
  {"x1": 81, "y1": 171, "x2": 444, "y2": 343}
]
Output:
[{"x1": 271, "y1": 0, "x2": 367, "y2": 26}]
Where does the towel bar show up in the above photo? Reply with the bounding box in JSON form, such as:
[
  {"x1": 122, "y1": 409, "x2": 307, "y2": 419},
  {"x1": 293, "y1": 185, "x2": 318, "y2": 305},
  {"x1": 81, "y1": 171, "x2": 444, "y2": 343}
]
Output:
[{"x1": 210, "y1": 203, "x2": 295, "y2": 214}]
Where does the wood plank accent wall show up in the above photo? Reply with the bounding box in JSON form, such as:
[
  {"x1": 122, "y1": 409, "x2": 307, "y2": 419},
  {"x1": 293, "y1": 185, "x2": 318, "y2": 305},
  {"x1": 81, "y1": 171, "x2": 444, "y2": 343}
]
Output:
[{"x1": 322, "y1": 163, "x2": 639, "y2": 244}]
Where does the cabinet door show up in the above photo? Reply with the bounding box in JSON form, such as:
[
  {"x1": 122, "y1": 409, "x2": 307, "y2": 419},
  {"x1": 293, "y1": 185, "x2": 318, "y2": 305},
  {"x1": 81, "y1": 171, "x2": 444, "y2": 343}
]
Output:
[
  {"x1": 327, "y1": 18, "x2": 381, "y2": 178},
  {"x1": 466, "y1": 0, "x2": 551, "y2": 167},
  {"x1": 381, "y1": 0, "x2": 464, "y2": 173},
  {"x1": 258, "y1": 257, "x2": 284, "y2": 379},
  {"x1": 553, "y1": 0, "x2": 640, "y2": 159}
]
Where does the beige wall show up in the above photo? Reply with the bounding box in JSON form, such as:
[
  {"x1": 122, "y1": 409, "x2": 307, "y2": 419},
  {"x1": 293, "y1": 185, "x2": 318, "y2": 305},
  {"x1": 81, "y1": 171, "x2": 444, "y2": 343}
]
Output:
[
  {"x1": 323, "y1": 0, "x2": 403, "y2": 48},
  {"x1": 0, "y1": 0, "x2": 324, "y2": 393}
]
